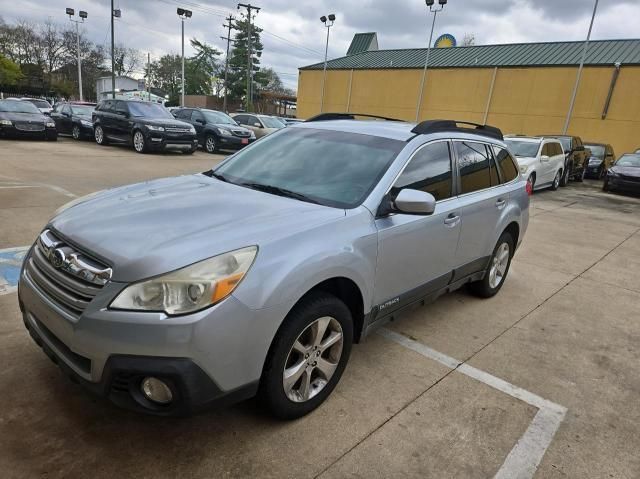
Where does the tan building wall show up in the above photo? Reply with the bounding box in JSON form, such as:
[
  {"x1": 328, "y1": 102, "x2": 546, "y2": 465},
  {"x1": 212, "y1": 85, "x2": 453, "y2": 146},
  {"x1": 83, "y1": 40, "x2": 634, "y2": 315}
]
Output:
[{"x1": 297, "y1": 66, "x2": 640, "y2": 155}]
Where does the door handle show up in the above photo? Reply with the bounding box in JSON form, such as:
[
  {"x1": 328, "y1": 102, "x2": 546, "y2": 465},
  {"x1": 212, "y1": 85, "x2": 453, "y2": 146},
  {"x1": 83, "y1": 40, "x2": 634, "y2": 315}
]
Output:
[
  {"x1": 444, "y1": 214, "x2": 460, "y2": 227},
  {"x1": 495, "y1": 198, "x2": 506, "y2": 209}
]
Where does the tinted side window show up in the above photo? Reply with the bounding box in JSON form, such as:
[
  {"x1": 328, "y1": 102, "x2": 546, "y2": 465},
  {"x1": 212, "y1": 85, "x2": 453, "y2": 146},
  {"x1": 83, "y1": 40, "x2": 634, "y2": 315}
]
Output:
[
  {"x1": 61, "y1": 105, "x2": 71, "y2": 115},
  {"x1": 392, "y1": 142, "x2": 453, "y2": 201},
  {"x1": 174, "y1": 109, "x2": 190, "y2": 119},
  {"x1": 191, "y1": 110, "x2": 204, "y2": 122},
  {"x1": 115, "y1": 101, "x2": 128, "y2": 114},
  {"x1": 457, "y1": 141, "x2": 492, "y2": 194},
  {"x1": 554, "y1": 143, "x2": 563, "y2": 156},
  {"x1": 234, "y1": 114, "x2": 248, "y2": 124},
  {"x1": 492, "y1": 146, "x2": 519, "y2": 183},
  {"x1": 101, "y1": 100, "x2": 114, "y2": 112}
]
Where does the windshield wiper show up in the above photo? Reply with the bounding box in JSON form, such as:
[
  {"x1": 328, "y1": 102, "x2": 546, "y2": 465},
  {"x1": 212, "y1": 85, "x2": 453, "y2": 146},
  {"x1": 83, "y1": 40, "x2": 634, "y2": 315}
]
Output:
[{"x1": 240, "y1": 182, "x2": 320, "y2": 205}]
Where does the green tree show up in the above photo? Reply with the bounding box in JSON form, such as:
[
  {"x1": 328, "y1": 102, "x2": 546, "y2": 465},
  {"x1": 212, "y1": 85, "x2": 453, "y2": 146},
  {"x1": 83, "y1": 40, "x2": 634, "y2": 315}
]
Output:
[
  {"x1": 227, "y1": 14, "x2": 267, "y2": 108},
  {"x1": 0, "y1": 54, "x2": 22, "y2": 85}
]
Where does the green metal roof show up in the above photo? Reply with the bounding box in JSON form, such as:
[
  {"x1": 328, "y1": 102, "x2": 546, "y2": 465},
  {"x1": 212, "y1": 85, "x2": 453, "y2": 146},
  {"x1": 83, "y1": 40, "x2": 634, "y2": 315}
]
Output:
[
  {"x1": 346, "y1": 32, "x2": 378, "y2": 56},
  {"x1": 302, "y1": 39, "x2": 640, "y2": 70}
]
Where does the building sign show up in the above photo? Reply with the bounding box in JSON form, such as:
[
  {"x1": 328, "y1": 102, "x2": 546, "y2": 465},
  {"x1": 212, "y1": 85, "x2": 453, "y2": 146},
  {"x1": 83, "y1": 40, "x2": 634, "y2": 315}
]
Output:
[{"x1": 434, "y1": 33, "x2": 457, "y2": 48}]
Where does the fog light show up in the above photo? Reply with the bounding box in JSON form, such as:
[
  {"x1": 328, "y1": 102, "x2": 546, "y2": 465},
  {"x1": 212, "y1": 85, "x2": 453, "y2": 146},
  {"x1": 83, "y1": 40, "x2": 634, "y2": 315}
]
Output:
[{"x1": 141, "y1": 377, "x2": 173, "y2": 404}]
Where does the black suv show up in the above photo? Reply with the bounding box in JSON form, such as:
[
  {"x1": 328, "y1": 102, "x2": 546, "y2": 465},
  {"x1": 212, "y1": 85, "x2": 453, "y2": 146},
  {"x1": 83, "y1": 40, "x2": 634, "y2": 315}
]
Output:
[
  {"x1": 543, "y1": 135, "x2": 589, "y2": 185},
  {"x1": 172, "y1": 107, "x2": 255, "y2": 153},
  {"x1": 93, "y1": 100, "x2": 198, "y2": 154}
]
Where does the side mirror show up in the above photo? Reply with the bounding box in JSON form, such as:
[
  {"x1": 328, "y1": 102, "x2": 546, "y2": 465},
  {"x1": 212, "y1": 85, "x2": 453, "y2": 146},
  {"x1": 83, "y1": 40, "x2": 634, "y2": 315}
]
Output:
[
  {"x1": 196, "y1": 118, "x2": 205, "y2": 124},
  {"x1": 253, "y1": 122, "x2": 262, "y2": 128},
  {"x1": 393, "y1": 189, "x2": 436, "y2": 215}
]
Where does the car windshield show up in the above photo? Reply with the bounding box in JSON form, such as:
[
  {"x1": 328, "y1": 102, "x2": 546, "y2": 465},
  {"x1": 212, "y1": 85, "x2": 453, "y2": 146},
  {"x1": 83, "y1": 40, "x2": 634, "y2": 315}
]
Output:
[
  {"x1": 27, "y1": 99, "x2": 51, "y2": 108},
  {"x1": 616, "y1": 154, "x2": 640, "y2": 167},
  {"x1": 127, "y1": 102, "x2": 173, "y2": 118},
  {"x1": 260, "y1": 116, "x2": 285, "y2": 129},
  {"x1": 214, "y1": 127, "x2": 405, "y2": 208},
  {"x1": 586, "y1": 145, "x2": 605, "y2": 158},
  {"x1": 70, "y1": 105, "x2": 95, "y2": 116},
  {"x1": 203, "y1": 110, "x2": 236, "y2": 125},
  {"x1": 505, "y1": 139, "x2": 540, "y2": 158},
  {"x1": 0, "y1": 100, "x2": 40, "y2": 114}
]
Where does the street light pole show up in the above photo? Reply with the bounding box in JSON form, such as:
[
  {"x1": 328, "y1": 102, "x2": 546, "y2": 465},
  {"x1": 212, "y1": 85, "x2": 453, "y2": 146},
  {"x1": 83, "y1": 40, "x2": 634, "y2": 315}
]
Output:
[
  {"x1": 66, "y1": 8, "x2": 87, "y2": 102},
  {"x1": 319, "y1": 14, "x2": 336, "y2": 113},
  {"x1": 563, "y1": 0, "x2": 599, "y2": 134},
  {"x1": 177, "y1": 8, "x2": 193, "y2": 107},
  {"x1": 416, "y1": 0, "x2": 447, "y2": 122}
]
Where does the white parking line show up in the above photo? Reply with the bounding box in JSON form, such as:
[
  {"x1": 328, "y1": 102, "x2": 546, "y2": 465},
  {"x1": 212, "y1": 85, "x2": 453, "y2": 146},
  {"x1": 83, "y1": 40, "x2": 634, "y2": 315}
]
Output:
[{"x1": 378, "y1": 328, "x2": 567, "y2": 479}]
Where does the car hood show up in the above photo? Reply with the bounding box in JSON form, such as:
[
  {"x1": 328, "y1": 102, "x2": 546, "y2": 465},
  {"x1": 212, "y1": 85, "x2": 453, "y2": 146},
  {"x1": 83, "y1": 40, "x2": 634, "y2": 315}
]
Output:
[
  {"x1": 0, "y1": 111, "x2": 47, "y2": 122},
  {"x1": 213, "y1": 123, "x2": 250, "y2": 132},
  {"x1": 515, "y1": 156, "x2": 537, "y2": 167},
  {"x1": 50, "y1": 174, "x2": 345, "y2": 282},
  {"x1": 134, "y1": 117, "x2": 193, "y2": 128},
  {"x1": 610, "y1": 166, "x2": 640, "y2": 177}
]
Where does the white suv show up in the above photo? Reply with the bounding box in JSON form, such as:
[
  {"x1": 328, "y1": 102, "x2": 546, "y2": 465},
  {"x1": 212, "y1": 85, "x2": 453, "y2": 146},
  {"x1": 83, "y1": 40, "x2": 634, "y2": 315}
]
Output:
[{"x1": 505, "y1": 136, "x2": 565, "y2": 192}]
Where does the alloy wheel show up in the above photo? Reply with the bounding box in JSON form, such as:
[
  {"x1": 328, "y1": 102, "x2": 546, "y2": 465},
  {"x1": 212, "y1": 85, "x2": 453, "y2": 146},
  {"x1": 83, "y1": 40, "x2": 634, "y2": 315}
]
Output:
[
  {"x1": 553, "y1": 171, "x2": 560, "y2": 189},
  {"x1": 95, "y1": 126, "x2": 103, "y2": 144},
  {"x1": 72, "y1": 125, "x2": 80, "y2": 140},
  {"x1": 206, "y1": 136, "x2": 216, "y2": 153},
  {"x1": 283, "y1": 316, "x2": 344, "y2": 403},
  {"x1": 488, "y1": 242, "x2": 510, "y2": 289},
  {"x1": 133, "y1": 131, "x2": 145, "y2": 152}
]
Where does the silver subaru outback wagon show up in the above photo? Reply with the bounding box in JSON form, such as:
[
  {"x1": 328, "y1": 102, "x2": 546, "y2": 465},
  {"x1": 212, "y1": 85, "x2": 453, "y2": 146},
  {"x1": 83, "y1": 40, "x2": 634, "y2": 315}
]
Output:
[{"x1": 18, "y1": 115, "x2": 529, "y2": 418}]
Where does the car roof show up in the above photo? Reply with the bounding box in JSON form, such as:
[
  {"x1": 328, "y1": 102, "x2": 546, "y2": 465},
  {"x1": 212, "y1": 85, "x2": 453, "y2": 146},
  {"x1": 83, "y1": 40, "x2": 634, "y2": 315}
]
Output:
[{"x1": 295, "y1": 119, "x2": 418, "y2": 141}]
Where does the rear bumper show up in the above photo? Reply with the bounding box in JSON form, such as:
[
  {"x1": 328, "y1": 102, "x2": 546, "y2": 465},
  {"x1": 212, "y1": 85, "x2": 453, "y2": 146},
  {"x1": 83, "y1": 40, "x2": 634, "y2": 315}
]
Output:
[{"x1": 218, "y1": 135, "x2": 255, "y2": 150}]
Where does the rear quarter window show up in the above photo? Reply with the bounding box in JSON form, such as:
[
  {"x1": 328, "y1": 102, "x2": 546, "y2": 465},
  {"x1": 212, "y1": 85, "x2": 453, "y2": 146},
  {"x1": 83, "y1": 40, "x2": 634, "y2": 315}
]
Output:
[{"x1": 492, "y1": 146, "x2": 519, "y2": 183}]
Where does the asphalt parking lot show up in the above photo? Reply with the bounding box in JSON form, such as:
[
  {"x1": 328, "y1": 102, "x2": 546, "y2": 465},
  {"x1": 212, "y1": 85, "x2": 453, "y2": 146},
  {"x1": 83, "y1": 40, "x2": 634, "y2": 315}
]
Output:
[{"x1": 1, "y1": 137, "x2": 640, "y2": 479}]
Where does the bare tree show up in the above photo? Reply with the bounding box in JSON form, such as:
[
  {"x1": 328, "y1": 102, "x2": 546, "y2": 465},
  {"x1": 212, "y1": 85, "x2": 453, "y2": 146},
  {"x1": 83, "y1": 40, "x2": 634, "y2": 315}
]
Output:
[
  {"x1": 462, "y1": 33, "x2": 476, "y2": 46},
  {"x1": 40, "y1": 19, "x2": 65, "y2": 74},
  {"x1": 112, "y1": 44, "x2": 142, "y2": 77}
]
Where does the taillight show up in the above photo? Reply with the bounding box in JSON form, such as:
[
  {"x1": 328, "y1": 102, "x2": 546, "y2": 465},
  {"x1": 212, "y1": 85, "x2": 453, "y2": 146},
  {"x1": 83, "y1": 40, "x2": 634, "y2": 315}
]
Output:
[{"x1": 525, "y1": 180, "x2": 533, "y2": 196}]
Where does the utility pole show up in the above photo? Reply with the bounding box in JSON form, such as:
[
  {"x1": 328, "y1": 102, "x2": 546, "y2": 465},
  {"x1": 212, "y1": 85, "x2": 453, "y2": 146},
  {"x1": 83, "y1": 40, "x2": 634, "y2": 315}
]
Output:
[
  {"x1": 237, "y1": 3, "x2": 260, "y2": 112},
  {"x1": 147, "y1": 52, "x2": 151, "y2": 101},
  {"x1": 563, "y1": 0, "x2": 599, "y2": 134},
  {"x1": 221, "y1": 14, "x2": 234, "y2": 112},
  {"x1": 110, "y1": 2, "x2": 120, "y2": 99}
]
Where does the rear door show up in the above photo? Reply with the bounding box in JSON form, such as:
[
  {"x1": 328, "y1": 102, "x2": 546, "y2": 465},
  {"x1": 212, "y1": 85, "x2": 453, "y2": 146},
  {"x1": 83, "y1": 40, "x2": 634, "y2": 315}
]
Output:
[
  {"x1": 549, "y1": 142, "x2": 565, "y2": 178},
  {"x1": 452, "y1": 140, "x2": 506, "y2": 275},
  {"x1": 98, "y1": 100, "x2": 115, "y2": 137},
  {"x1": 113, "y1": 101, "x2": 130, "y2": 141},
  {"x1": 374, "y1": 140, "x2": 461, "y2": 310}
]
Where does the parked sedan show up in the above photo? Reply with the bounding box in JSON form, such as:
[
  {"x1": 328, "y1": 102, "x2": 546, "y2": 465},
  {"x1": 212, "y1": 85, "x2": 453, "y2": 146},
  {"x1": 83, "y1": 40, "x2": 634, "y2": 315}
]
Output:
[
  {"x1": 584, "y1": 142, "x2": 616, "y2": 179},
  {"x1": 50, "y1": 102, "x2": 96, "y2": 140},
  {"x1": 172, "y1": 107, "x2": 255, "y2": 153},
  {"x1": 603, "y1": 153, "x2": 640, "y2": 194},
  {"x1": 504, "y1": 136, "x2": 565, "y2": 191},
  {"x1": 21, "y1": 98, "x2": 53, "y2": 115},
  {"x1": 231, "y1": 113, "x2": 285, "y2": 138},
  {"x1": 0, "y1": 99, "x2": 58, "y2": 140}
]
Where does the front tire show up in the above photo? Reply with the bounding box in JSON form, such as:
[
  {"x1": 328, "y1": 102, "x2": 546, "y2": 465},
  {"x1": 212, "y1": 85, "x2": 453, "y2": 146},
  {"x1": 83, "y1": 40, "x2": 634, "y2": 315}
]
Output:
[
  {"x1": 527, "y1": 173, "x2": 536, "y2": 193},
  {"x1": 259, "y1": 292, "x2": 353, "y2": 420},
  {"x1": 469, "y1": 232, "x2": 514, "y2": 298},
  {"x1": 133, "y1": 130, "x2": 147, "y2": 153},
  {"x1": 204, "y1": 134, "x2": 218, "y2": 154},
  {"x1": 72, "y1": 125, "x2": 81, "y2": 140},
  {"x1": 550, "y1": 170, "x2": 561, "y2": 191},
  {"x1": 94, "y1": 125, "x2": 108, "y2": 145},
  {"x1": 560, "y1": 162, "x2": 571, "y2": 187}
]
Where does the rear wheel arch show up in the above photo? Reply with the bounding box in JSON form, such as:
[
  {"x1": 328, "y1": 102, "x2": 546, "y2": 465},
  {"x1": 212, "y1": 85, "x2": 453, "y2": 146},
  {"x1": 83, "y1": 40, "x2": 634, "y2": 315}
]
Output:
[{"x1": 503, "y1": 221, "x2": 520, "y2": 249}]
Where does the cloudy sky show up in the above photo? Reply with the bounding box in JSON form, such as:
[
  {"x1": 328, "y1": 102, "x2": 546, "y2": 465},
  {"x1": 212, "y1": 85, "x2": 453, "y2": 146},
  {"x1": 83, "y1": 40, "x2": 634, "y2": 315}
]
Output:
[{"x1": 2, "y1": 0, "x2": 639, "y2": 89}]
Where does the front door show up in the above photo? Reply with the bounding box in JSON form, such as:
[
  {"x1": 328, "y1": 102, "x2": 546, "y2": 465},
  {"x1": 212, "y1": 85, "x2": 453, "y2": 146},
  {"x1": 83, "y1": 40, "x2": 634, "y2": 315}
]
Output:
[
  {"x1": 374, "y1": 140, "x2": 461, "y2": 313},
  {"x1": 113, "y1": 101, "x2": 131, "y2": 141}
]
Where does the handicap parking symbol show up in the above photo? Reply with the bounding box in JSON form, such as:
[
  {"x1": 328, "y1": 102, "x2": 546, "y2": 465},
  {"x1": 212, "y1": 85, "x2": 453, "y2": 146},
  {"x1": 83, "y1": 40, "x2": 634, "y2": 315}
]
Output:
[{"x1": 0, "y1": 247, "x2": 29, "y2": 295}]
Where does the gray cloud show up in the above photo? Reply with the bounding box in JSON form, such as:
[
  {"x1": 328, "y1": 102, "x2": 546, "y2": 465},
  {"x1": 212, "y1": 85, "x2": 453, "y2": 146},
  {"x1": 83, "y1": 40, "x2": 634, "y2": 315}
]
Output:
[{"x1": 1, "y1": 0, "x2": 637, "y2": 90}]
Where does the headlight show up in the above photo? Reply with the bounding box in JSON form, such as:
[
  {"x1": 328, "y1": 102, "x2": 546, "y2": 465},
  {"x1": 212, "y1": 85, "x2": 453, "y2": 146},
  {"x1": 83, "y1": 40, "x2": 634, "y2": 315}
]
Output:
[
  {"x1": 110, "y1": 246, "x2": 258, "y2": 315},
  {"x1": 607, "y1": 169, "x2": 618, "y2": 177},
  {"x1": 519, "y1": 165, "x2": 529, "y2": 174},
  {"x1": 0, "y1": 119, "x2": 11, "y2": 126},
  {"x1": 80, "y1": 120, "x2": 93, "y2": 127},
  {"x1": 146, "y1": 125, "x2": 165, "y2": 131},
  {"x1": 216, "y1": 127, "x2": 231, "y2": 136},
  {"x1": 45, "y1": 121, "x2": 56, "y2": 128},
  {"x1": 189, "y1": 125, "x2": 196, "y2": 133}
]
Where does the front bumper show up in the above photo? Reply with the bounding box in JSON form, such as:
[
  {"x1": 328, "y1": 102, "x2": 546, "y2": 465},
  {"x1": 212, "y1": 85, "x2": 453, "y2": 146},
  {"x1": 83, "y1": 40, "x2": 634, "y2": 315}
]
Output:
[
  {"x1": 217, "y1": 134, "x2": 255, "y2": 150},
  {"x1": 607, "y1": 176, "x2": 640, "y2": 193},
  {"x1": 18, "y1": 259, "x2": 272, "y2": 415},
  {"x1": 0, "y1": 125, "x2": 57, "y2": 140},
  {"x1": 145, "y1": 130, "x2": 198, "y2": 152}
]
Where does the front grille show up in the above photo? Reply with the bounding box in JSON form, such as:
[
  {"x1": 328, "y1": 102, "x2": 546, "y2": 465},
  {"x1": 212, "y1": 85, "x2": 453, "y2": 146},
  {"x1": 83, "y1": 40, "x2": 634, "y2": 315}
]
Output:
[
  {"x1": 231, "y1": 129, "x2": 251, "y2": 138},
  {"x1": 165, "y1": 127, "x2": 192, "y2": 133},
  {"x1": 24, "y1": 230, "x2": 111, "y2": 319},
  {"x1": 111, "y1": 372, "x2": 135, "y2": 394},
  {"x1": 15, "y1": 122, "x2": 45, "y2": 132}
]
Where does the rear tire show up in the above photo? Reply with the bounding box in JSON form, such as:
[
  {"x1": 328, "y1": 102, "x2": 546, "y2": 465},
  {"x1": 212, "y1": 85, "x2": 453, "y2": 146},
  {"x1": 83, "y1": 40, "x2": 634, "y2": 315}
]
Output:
[
  {"x1": 550, "y1": 170, "x2": 561, "y2": 191},
  {"x1": 560, "y1": 162, "x2": 571, "y2": 187},
  {"x1": 469, "y1": 232, "x2": 514, "y2": 298},
  {"x1": 258, "y1": 292, "x2": 353, "y2": 420}
]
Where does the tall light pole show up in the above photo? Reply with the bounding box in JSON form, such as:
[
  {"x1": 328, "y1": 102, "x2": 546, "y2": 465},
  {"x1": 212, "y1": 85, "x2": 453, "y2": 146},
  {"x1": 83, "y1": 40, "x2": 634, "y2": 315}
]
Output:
[
  {"x1": 110, "y1": 3, "x2": 121, "y2": 99},
  {"x1": 319, "y1": 14, "x2": 336, "y2": 113},
  {"x1": 177, "y1": 8, "x2": 192, "y2": 107},
  {"x1": 66, "y1": 8, "x2": 87, "y2": 102},
  {"x1": 416, "y1": 0, "x2": 447, "y2": 122},
  {"x1": 563, "y1": 0, "x2": 599, "y2": 134}
]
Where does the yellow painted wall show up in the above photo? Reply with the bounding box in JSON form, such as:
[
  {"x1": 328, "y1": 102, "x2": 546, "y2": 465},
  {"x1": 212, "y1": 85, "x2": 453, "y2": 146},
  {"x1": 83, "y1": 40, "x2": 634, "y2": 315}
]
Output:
[{"x1": 297, "y1": 65, "x2": 640, "y2": 156}]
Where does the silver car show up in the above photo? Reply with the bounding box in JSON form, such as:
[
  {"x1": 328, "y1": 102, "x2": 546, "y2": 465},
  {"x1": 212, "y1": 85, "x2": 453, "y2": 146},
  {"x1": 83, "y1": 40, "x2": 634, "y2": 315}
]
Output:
[{"x1": 19, "y1": 116, "x2": 529, "y2": 418}]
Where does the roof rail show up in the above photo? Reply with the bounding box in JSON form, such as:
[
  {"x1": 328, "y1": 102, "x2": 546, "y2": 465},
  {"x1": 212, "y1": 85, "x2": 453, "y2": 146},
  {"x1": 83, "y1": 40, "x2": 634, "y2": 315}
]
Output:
[
  {"x1": 411, "y1": 120, "x2": 504, "y2": 141},
  {"x1": 306, "y1": 112, "x2": 403, "y2": 122}
]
